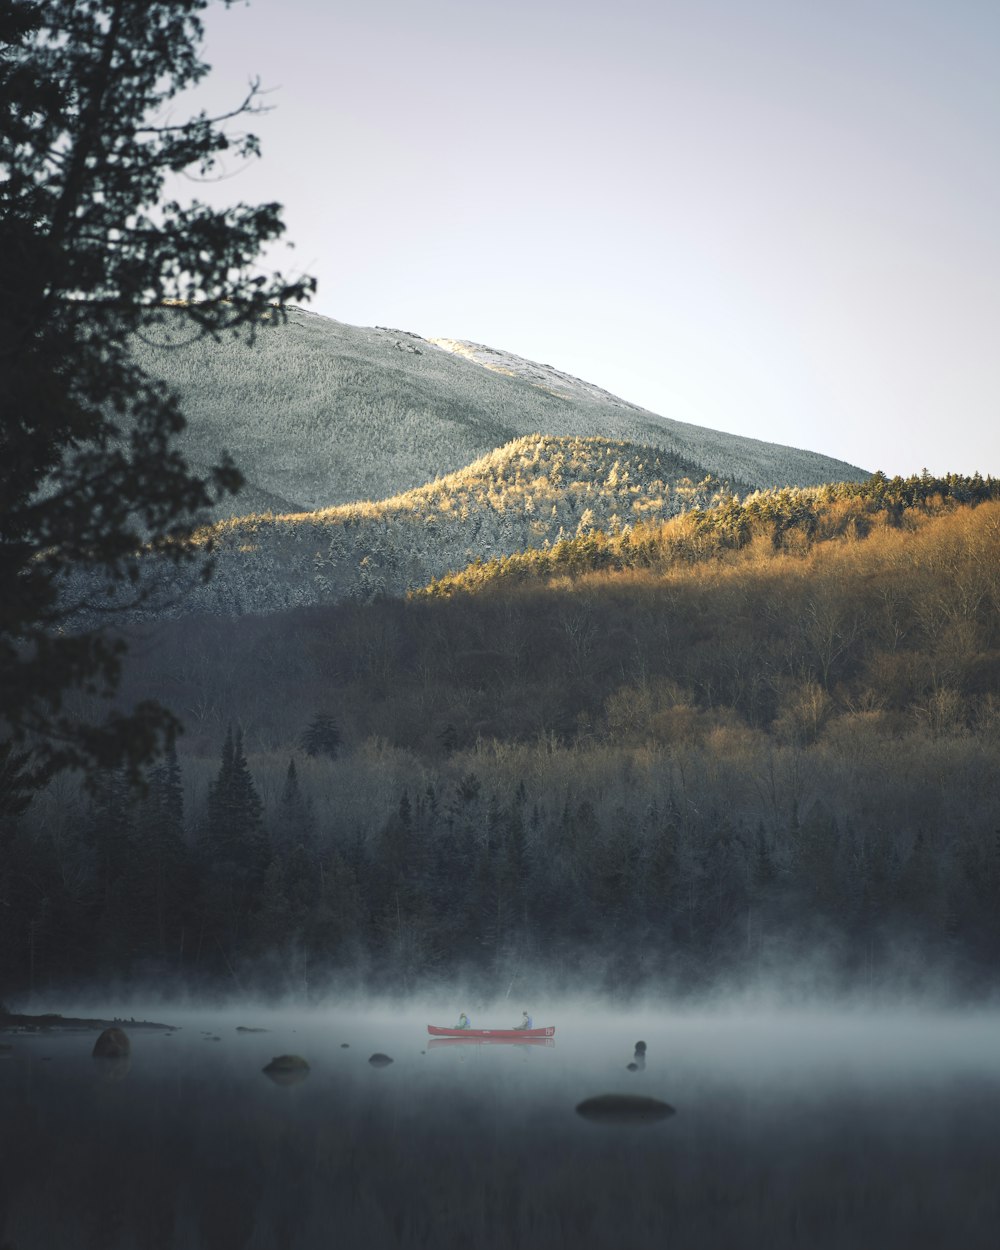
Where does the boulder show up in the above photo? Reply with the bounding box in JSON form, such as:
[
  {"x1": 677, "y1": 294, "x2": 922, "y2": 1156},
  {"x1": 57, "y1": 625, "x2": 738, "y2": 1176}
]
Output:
[
  {"x1": 92, "y1": 1027, "x2": 130, "y2": 1058},
  {"x1": 368, "y1": 1053, "x2": 394, "y2": 1067}
]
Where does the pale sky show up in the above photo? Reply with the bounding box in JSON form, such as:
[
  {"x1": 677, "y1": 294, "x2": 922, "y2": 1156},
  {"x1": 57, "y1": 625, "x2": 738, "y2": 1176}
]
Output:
[{"x1": 188, "y1": 0, "x2": 1000, "y2": 476}]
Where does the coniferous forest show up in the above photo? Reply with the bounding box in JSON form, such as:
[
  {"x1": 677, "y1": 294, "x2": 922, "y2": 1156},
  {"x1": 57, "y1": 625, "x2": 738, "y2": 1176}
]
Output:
[{"x1": 3, "y1": 473, "x2": 999, "y2": 1002}]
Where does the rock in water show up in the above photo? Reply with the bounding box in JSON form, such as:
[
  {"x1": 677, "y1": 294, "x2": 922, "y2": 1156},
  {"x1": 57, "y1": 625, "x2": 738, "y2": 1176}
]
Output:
[
  {"x1": 634, "y1": 1040, "x2": 647, "y2": 1055},
  {"x1": 626, "y1": 1062, "x2": 639, "y2": 1071},
  {"x1": 368, "y1": 1053, "x2": 394, "y2": 1067},
  {"x1": 92, "y1": 1027, "x2": 130, "y2": 1058},
  {"x1": 575, "y1": 1094, "x2": 675, "y2": 1125},
  {"x1": 262, "y1": 1054, "x2": 310, "y2": 1086}
]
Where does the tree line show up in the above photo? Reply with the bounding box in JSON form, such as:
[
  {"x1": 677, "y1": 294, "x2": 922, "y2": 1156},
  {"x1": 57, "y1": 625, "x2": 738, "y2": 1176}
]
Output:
[{"x1": 3, "y1": 485, "x2": 999, "y2": 1000}]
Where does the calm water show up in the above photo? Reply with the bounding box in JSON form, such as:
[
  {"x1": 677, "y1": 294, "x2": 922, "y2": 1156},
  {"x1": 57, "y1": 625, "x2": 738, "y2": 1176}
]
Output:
[{"x1": 2, "y1": 1004, "x2": 999, "y2": 1249}]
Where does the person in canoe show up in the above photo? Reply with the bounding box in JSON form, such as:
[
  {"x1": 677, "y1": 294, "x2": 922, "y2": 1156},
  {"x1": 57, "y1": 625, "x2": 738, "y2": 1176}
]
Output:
[
  {"x1": 455, "y1": 1012, "x2": 471, "y2": 1029},
  {"x1": 514, "y1": 1011, "x2": 533, "y2": 1030}
]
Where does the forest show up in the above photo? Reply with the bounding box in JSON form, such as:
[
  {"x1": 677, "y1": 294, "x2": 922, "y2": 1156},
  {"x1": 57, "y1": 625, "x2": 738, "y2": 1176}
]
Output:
[
  {"x1": 3, "y1": 473, "x2": 999, "y2": 1002},
  {"x1": 130, "y1": 434, "x2": 742, "y2": 618}
]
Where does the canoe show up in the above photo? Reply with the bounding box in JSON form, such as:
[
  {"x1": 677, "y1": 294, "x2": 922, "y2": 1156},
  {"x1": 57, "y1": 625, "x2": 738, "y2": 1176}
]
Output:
[
  {"x1": 428, "y1": 1036, "x2": 554, "y2": 1048},
  {"x1": 427, "y1": 1025, "x2": 555, "y2": 1039}
]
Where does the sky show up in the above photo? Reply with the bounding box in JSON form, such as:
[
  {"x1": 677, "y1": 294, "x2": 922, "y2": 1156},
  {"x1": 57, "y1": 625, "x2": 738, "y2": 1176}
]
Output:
[{"x1": 186, "y1": 0, "x2": 1000, "y2": 476}]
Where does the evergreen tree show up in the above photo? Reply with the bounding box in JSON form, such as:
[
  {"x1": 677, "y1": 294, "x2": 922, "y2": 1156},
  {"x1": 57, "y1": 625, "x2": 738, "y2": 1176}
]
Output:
[
  {"x1": 0, "y1": 0, "x2": 314, "y2": 786},
  {"x1": 201, "y1": 726, "x2": 267, "y2": 951},
  {"x1": 273, "y1": 757, "x2": 314, "y2": 851},
  {"x1": 205, "y1": 727, "x2": 265, "y2": 868},
  {"x1": 300, "y1": 714, "x2": 341, "y2": 761},
  {"x1": 84, "y1": 767, "x2": 137, "y2": 969},
  {"x1": 137, "y1": 741, "x2": 188, "y2": 960}
]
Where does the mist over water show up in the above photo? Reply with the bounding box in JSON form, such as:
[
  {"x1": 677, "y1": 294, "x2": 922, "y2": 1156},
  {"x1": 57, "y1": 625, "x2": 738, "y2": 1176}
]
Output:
[{"x1": 3, "y1": 995, "x2": 999, "y2": 1250}]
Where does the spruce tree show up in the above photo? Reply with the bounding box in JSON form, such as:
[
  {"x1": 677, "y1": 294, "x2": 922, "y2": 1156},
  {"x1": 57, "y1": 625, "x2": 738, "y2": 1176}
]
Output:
[
  {"x1": 273, "y1": 757, "x2": 314, "y2": 851},
  {"x1": 201, "y1": 726, "x2": 266, "y2": 952},
  {"x1": 205, "y1": 727, "x2": 265, "y2": 870}
]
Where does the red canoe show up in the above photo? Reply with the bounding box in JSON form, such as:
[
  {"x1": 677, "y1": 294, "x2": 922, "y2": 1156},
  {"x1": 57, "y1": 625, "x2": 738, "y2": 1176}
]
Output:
[
  {"x1": 427, "y1": 1024, "x2": 555, "y2": 1039},
  {"x1": 428, "y1": 1036, "x2": 554, "y2": 1048}
]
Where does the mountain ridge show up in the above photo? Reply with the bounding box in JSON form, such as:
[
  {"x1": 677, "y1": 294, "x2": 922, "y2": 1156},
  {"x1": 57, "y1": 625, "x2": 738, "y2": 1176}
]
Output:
[{"x1": 129, "y1": 308, "x2": 868, "y2": 519}]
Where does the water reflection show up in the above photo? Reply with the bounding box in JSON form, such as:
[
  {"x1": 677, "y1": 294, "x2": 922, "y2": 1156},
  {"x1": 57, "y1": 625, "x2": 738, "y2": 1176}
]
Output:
[
  {"x1": 262, "y1": 1054, "x2": 311, "y2": 1086},
  {"x1": 576, "y1": 1092, "x2": 675, "y2": 1123},
  {"x1": 427, "y1": 1036, "x2": 555, "y2": 1049}
]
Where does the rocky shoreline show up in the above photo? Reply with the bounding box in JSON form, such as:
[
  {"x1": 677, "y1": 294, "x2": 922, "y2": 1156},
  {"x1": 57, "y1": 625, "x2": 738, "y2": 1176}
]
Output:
[{"x1": 0, "y1": 1011, "x2": 174, "y2": 1033}]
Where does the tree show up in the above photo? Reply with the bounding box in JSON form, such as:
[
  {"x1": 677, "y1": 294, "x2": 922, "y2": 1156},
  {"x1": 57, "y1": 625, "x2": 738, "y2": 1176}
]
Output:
[
  {"x1": 201, "y1": 725, "x2": 267, "y2": 951},
  {"x1": 137, "y1": 740, "x2": 189, "y2": 959},
  {"x1": 204, "y1": 726, "x2": 265, "y2": 870},
  {"x1": 0, "y1": 0, "x2": 315, "y2": 787},
  {"x1": 300, "y1": 714, "x2": 341, "y2": 762},
  {"x1": 273, "y1": 756, "x2": 314, "y2": 850}
]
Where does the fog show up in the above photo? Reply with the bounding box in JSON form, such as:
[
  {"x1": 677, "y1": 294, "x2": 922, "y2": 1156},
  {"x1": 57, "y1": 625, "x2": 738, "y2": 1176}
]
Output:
[{"x1": 4, "y1": 986, "x2": 999, "y2": 1249}]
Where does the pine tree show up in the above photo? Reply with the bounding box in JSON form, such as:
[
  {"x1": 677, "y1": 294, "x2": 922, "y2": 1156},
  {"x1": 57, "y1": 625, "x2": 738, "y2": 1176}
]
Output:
[
  {"x1": 273, "y1": 757, "x2": 314, "y2": 851},
  {"x1": 200, "y1": 726, "x2": 267, "y2": 953},
  {"x1": 205, "y1": 727, "x2": 265, "y2": 869}
]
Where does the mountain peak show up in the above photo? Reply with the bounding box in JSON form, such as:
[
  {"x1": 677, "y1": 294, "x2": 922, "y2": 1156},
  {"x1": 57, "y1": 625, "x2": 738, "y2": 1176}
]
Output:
[{"x1": 128, "y1": 309, "x2": 866, "y2": 518}]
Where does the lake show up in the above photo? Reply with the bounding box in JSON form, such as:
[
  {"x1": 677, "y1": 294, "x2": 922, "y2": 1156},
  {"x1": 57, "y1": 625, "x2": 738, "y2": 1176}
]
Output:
[{"x1": 2, "y1": 1003, "x2": 998, "y2": 1249}]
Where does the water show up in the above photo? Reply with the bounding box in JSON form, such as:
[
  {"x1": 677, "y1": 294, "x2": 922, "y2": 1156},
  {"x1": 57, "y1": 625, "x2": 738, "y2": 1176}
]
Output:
[{"x1": 2, "y1": 1005, "x2": 999, "y2": 1249}]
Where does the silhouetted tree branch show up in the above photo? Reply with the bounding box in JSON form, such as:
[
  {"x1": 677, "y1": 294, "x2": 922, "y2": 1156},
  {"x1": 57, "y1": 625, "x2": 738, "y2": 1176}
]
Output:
[{"x1": 0, "y1": 0, "x2": 316, "y2": 788}]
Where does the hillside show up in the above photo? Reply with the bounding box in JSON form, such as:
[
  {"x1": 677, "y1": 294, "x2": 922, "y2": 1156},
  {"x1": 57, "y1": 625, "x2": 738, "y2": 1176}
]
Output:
[
  {"x1": 11, "y1": 476, "x2": 997, "y2": 996},
  {"x1": 150, "y1": 434, "x2": 742, "y2": 617},
  {"x1": 129, "y1": 308, "x2": 867, "y2": 516}
]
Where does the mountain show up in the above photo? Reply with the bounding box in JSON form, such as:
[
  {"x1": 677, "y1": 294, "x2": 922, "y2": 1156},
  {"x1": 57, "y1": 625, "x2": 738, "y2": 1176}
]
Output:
[
  {"x1": 131, "y1": 308, "x2": 866, "y2": 517},
  {"x1": 104, "y1": 309, "x2": 872, "y2": 620}
]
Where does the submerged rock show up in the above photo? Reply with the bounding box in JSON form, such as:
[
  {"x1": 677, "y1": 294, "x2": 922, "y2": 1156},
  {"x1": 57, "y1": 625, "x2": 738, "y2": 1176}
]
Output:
[
  {"x1": 236, "y1": 1026, "x2": 269, "y2": 1033},
  {"x1": 340, "y1": 1043, "x2": 350, "y2": 1049},
  {"x1": 575, "y1": 1094, "x2": 675, "y2": 1125},
  {"x1": 92, "y1": 1027, "x2": 130, "y2": 1058},
  {"x1": 626, "y1": 1062, "x2": 639, "y2": 1071},
  {"x1": 368, "y1": 1053, "x2": 394, "y2": 1067},
  {"x1": 262, "y1": 1054, "x2": 310, "y2": 1086}
]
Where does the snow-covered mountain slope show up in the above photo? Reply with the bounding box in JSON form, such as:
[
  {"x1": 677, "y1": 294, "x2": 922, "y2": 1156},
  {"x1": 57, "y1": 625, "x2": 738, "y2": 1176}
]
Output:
[
  {"x1": 104, "y1": 434, "x2": 736, "y2": 620},
  {"x1": 129, "y1": 309, "x2": 866, "y2": 518}
]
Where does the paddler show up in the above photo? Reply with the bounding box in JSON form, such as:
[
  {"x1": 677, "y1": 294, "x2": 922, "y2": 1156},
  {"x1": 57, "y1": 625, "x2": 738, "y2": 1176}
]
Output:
[
  {"x1": 514, "y1": 1011, "x2": 533, "y2": 1030},
  {"x1": 455, "y1": 1012, "x2": 471, "y2": 1029}
]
